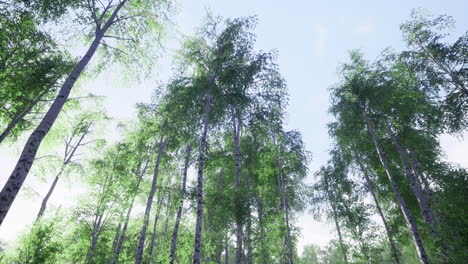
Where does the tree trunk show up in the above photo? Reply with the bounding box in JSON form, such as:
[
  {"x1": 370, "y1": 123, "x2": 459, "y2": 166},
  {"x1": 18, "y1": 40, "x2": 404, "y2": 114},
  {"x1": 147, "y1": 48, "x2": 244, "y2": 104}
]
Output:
[
  {"x1": 256, "y1": 197, "x2": 268, "y2": 263},
  {"x1": 163, "y1": 191, "x2": 172, "y2": 237},
  {"x1": 135, "y1": 136, "x2": 165, "y2": 264},
  {"x1": 386, "y1": 121, "x2": 451, "y2": 260},
  {"x1": 272, "y1": 132, "x2": 294, "y2": 264},
  {"x1": 36, "y1": 123, "x2": 90, "y2": 221},
  {"x1": 111, "y1": 222, "x2": 123, "y2": 256},
  {"x1": 356, "y1": 159, "x2": 400, "y2": 264},
  {"x1": 246, "y1": 214, "x2": 253, "y2": 264},
  {"x1": 0, "y1": 0, "x2": 128, "y2": 225},
  {"x1": 231, "y1": 109, "x2": 243, "y2": 264},
  {"x1": 86, "y1": 213, "x2": 104, "y2": 264},
  {"x1": 36, "y1": 169, "x2": 62, "y2": 220},
  {"x1": 324, "y1": 173, "x2": 348, "y2": 264},
  {"x1": 362, "y1": 110, "x2": 430, "y2": 264},
  {"x1": 110, "y1": 160, "x2": 148, "y2": 264},
  {"x1": 225, "y1": 234, "x2": 229, "y2": 264},
  {"x1": 148, "y1": 192, "x2": 164, "y2": 262},
  {"x1": 385, "y1": 122, "x2": 438, "y2": 229},
  {"x1": 193, "y1": 88, "x2": 213, "y2": 264},
  {"x1": 169, "y1": 145, "x2": 192, "y2": 264},
  {"x1": 245, "y1": 175, "x2": 253, "y2": 264},
  {"x1": 405, "y1": 146, "x2": 434, "y2": 202}
]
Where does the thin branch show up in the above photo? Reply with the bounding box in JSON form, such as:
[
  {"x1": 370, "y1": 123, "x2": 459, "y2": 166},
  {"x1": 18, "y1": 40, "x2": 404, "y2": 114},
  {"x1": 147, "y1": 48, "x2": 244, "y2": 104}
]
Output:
[{"x1": 100, "y1": 42, "x2": 128, "y2": 54}]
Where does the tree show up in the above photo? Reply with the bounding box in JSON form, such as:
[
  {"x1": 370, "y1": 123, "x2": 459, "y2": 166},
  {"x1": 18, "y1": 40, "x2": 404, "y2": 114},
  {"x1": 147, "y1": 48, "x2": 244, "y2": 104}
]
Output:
[{"x1": 0, "y1": 0, "x2": 172, "y2": 224}]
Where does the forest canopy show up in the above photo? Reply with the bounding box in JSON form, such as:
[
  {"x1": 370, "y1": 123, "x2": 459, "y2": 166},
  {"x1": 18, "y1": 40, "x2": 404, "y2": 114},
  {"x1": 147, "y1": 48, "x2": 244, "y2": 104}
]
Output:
[{"x1": 0, "y1": 1, "x2": 466, "y2": 264}]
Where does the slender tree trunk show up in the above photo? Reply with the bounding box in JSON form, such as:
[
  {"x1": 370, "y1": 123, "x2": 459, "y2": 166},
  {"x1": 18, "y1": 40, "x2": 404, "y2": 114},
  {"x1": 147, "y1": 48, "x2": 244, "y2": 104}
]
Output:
[
  {"x1": 225, "y1": 234, "x2": 229, "y2": 264},
  {"x1": 246, "y1": 214, "x2": 253, "y2": 264},
  {"x1": 405, "y1": 147, "x2": 434, "y2": 200},
  {"x1": 36, "y1": 168, "x2": 62, "y2": 220},
  {"x1": 0, "y1": 0, "x2": 128, "y2": 225},
  {"x1": 163, "y1": 191, "x2": 172, "y2": 237},
  {"x1": 272, "y1": 132, "x2": 294, "y2": 264},
  {"x1": 245, "y1": 175, "x2": 253, "y2": 264},
  {"x1": 36, "y1": 124, "x2": 90, "y2": 221},
  {"x1": 362, "y1": 110, "x2": 429, "y2": 264},
  {"x1": 385, "y1": 122, "x2": 438, "y2": 229},
  {"x1": 111, "y1": 222, "x2": 123, "y2": 255},
  {"x1": 148, "y1": 192, "x2": 164, "y2": 262},
  {"x1": 86, "y1": 234, "x2": 100, "y2": 264},
  {"x1": 256, "y1": 197, "x2": 268, "y2": 263},
  {"x1": 86, "y1": 213, "x2": 104, "y2": 264},
  {"x1": 324, "y1": 175, "x2": 348, "y2": 264},
  {"x1": 356, "y1": 159, "x2": 400, "y2": 264},
  {"x1": 169, "y1": 145, "x2": 192, "y2": 264},
  {"x1": 193, "y1": 88, "x2": 213, "y2": 264},
  {"x1": 135, "y1": 136, "x2": 165, "y2": 264},
  {"x1": 216, "y1": 247, "x2": 223, "y2": 264},
  {"x1": 386, "y1": 122, "x2": 451, "y2": 260},
  {"x1": 231, "y1": 109, "x2": 244, "y2": 264},
  {"x1": 110, "y1": 160, "x2": 148, "y2": 264}
]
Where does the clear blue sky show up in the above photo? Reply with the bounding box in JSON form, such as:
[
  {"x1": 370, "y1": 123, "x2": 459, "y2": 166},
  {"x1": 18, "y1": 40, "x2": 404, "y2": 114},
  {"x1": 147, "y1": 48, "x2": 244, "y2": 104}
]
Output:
[{"x1": 0, "y1": 0, "x2": 467, "y2": 253}]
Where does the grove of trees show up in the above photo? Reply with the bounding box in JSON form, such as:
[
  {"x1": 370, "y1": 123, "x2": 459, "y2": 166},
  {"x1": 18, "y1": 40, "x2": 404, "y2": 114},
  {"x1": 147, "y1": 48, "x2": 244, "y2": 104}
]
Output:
[{"x1": 0, "y1": 1, "x2": 466, "y2": 264}]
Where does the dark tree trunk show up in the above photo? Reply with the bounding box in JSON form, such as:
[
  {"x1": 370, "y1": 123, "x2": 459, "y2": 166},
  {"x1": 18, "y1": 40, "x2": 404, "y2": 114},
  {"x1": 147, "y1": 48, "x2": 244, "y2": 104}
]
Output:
[
  {"x1": 256, "y1": 197, "x2": 269, "y2": 263},
  {"x1": 225, "y1": 234, "x2": 229, "y2": 264},
  {"x1": 135, "y1": 136, "x2": 165, "y2": 264},
  {"x1": 36, "y1": 123, "x2": 90, "y2": 221},
  {"x1": 193, "y1": 88, "x2": 213, "y2": 264},
  {"x1": 169, "y1": 145, "x2": 192, "y2": 264},
  {"x1": 110, "y1": 160, "x2": 148, "y2": 264},
  {"x1": 36, "y1": 170, "x2": 61, "y2": 220},
  {"x1": 231, "y1": 109, "x2": 243, "y2": 264},
  {"x1": 148, "y1": 192, "x2": 164, "y2": 262}
]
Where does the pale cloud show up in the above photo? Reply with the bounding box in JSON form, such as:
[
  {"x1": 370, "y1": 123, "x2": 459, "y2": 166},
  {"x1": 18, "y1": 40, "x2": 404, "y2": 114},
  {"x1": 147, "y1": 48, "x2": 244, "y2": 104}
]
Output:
[{"x1": 312, "y1": 23, "x2": 329, "y2": 57}]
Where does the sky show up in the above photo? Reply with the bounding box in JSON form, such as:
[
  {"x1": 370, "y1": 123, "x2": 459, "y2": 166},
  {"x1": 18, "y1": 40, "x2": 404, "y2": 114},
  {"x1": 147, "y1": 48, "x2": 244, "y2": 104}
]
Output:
[{"x1": 1, "y1": 0, "x2": 467, "y2": 255}]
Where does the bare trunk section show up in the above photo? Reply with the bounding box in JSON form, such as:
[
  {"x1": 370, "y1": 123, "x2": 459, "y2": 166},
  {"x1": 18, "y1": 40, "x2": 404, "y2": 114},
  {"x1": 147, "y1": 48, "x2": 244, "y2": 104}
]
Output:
[
  {"x1": 405, "y1": 147, "x2": 434, "y2": 202},
  {"x1": 362, "y1": 110, "x2": 429, "y2": 264},
  {"x1": 245, "y1": 175, "x2": 253, "y2": 264},
  {"x1": 169, "y1": 145, "x2": 192, "y2": 264},
  {"x1": 386, "y1": 122, "x2": 451, "y2": 259},
  {"x1": 246, "y1": 214, "x2": 253, "y2": 264},
  {"x1": 256, "y1": 197, "x2": 268, "y2": 263},
  {"x1": 0, "y1": 0, "x2": 128, "y2": 225},
  {"x1": 111, "y1": 222, "x2": 123, "y2": 255},
  {"x1": 272, "y1": 133, "x2": 294, "y2": 264},
  {"x1": 324, "y1": 173, "x2": 348, "y2": 264},
  {"x1": 231, "y1": 108, "x2": 243, "y2": 264},
  {"x1": 385, "y1": 122, "x2": 438, "y2": 228},
  {"x1": 86, "y1": 213, "x2": 104, "y2": 264},
  {"x1": 36, "y1": 169, "x2": 61, "y2": 220},
  {"x1": 356, "y1": 159, "x2": 400, "y2": 264},
  {"x1": 224, "y1": 234, "x2": 229, "y2": 264},
  {"x1": 148, "y1": 192, "x2": 164, "y2": 262},
  {"x1": 110, "y1": 160, "x2": 149, "y2": 264},
  {"x1": 163, "y1": 187, "x2": 173, "y2": 238},
  {"x1": 193, "y1": 88, "x2": 213, "y2": 264},
  {"x1": 135, "y1": 136, "x2": 165, "y2": 264}
]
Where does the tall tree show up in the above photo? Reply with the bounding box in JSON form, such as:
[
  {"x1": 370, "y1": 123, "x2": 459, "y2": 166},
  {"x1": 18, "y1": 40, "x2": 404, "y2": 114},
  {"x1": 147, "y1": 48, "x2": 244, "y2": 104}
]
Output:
[{"x1": 0, "y1": 0, "x2": 171, "y2": 224}]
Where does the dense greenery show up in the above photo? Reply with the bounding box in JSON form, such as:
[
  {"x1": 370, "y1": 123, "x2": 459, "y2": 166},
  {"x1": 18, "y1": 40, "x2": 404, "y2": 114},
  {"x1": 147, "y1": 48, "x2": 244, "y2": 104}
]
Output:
[{"x1": 0, "y1": 1, "x2": 466, "y2": 264}]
